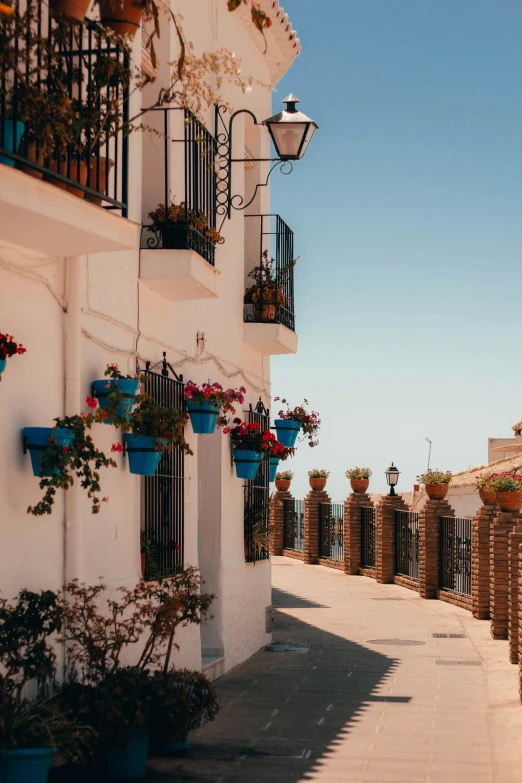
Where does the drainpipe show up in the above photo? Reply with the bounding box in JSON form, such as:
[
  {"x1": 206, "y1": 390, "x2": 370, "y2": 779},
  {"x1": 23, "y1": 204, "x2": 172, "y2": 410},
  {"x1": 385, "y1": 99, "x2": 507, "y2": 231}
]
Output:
[{"x1": 64, "y1": 255, "x2": 84, "y2": 584}]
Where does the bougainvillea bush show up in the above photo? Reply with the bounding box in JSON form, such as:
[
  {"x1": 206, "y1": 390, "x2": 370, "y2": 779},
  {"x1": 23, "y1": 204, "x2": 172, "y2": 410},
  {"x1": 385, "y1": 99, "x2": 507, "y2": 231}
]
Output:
[
  {"x1": 184, "y1": 381, "x2": 246, "y2": 427},
  {"x1": 223, "y1": 420, "x2": 285, "y2": 455},
  {"x1": 274, "y1": 397, "x2": 320, "y2": 447}
]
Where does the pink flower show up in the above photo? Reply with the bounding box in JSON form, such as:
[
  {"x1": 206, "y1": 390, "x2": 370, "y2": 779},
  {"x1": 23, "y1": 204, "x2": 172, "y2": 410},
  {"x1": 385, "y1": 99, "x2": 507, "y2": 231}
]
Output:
[
  {"x1": 274, "y1": 396, "x2": 280, "y2": 401},
  {"x1": 240, "y1": 387, "x2": 246, "y2": 394},
  {"x1": 238, "y1": 395, "x2": 244, "y2": 404},
  {"x1": 102, "y1": 496, "x2": 109, "y2": 503}
]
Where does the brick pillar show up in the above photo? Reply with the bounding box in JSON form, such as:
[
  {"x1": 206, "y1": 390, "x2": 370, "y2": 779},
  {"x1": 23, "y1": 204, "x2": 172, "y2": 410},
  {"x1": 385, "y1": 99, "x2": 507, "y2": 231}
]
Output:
[
  {"x1": 344, "y1": 492, "x2": 374, "y2": 575},
  {"x1": 508, "y1": 525, "x2": 522, "y2": 662},
  {"x1": 518, "y1": 544, "x2": 522, "y2": 701},
  {"x1": 304, "y1": 489, "x2": 330, "y2": 565},
  {"x1": 375, "y1": 494, "x2": 407, "y2": 584},
  {"x1": 471, "y1": 506, "x2": 495, "y2": 620},
  {"x1": 419, "y1": 499, "x2": 454, "y2": 600},
  {"x1": 269, "y1": 490, "x2": 293, "y2": 556},
  {"x1": 490, "y1": 511, "x2": 520, "y2": 640}
]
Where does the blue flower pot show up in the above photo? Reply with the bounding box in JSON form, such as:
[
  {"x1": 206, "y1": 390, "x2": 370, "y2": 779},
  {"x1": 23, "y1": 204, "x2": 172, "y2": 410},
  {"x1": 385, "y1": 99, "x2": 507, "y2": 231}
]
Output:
[
  {"x1": 269, "y1": 457, "x2": 279, "y2": 482},
  {"x1": 186, "y1": 399, "x2": 220, "y2": 434},
  {"x1": 166, "y1": 734, "x2": 189, "y2": 754},
  {"x1": 0, "y1": 359, "x2": 6, "y2": 375},
  {"x1": 0, "y1": 119, "x2": 24, "y2": 166},
  {"x1": 23, "y1": 427, "x2": 75, "y2": 477},
  {"x1": 274, "y1": 419, "x2": 300, "y2": 448},
  {"x1": 92, "y1": 379, "x2": 140, "y2": 424},
  {"x1": 124, "y1": 434, "x2": 166, "y2": 476},
  {"x1": 106, "y1": 728, "x2": 149, "y2": 780},
  {"x1": 0, "y1": 747, "x2": 55, "y2": 783},
  {"x1": 233, "y1": 449, "x2": 262, "y2": 480}
]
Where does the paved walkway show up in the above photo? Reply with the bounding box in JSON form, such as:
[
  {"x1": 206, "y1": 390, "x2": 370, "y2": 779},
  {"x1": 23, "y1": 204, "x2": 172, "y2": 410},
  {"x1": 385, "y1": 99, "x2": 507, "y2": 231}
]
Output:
[{"x1": 149, "y1": 557, "x2": 522, "y2": 783}]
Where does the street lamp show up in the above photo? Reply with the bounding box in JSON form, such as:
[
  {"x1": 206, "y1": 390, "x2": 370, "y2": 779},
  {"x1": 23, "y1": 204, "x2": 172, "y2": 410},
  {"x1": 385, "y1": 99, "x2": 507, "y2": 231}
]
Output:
[
  {"x1": 263, "y1": 95, "x2": 318, "y2": 161},
  {"x1": 385, "y1": 463, "x2": 400, "y2": 496}
]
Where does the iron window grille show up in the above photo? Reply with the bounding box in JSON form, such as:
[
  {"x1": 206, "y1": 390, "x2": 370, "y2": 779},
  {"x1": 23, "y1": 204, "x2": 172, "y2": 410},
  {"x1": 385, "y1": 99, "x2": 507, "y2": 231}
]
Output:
[
  {"x1": 360, "y1": 506, "x2": 376, "y2": 568},
  {"x1": 319, "y1": 502, "x2": 344, "y2": 562},
  {"x1": 283, "y1": 498, "x2": 304, "y2": 552},
  {"x1": 243, "y1": 399, "x2": 271, "y2": 563},
  {"x1": 440, "y1": 516, "x2": 472, "y2": 596},
  {"x1": 142, "y1": 107, "x2": 219, "y2": 266},
  {"x1": 395, "y1": 510, "x2": 420, "y2": 580},
  {"x1": 244, "y1": 214, "x2": 296, "y2": 332},
  {"x1": 140, "y1": 356, "x2": 185, "y2": 579},
  {"x1": 0, "y1": 2, "x2": 129, "y2": 214}
]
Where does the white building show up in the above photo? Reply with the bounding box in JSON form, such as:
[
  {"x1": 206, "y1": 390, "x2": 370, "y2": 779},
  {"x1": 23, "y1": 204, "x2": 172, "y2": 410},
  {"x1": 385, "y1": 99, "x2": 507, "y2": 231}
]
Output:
[{"x1": 0, "y1": 0, "x2": 308, "y2": 679}]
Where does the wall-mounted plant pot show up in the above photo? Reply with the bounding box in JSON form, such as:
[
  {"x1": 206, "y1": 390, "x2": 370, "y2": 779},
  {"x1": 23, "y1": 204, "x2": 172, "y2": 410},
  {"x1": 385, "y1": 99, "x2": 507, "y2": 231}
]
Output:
[
  {"x1": 106, "y1": 727, "x2": 149, "y2": 781},
  {"x1": 274, "y1": 419, "x2": 300, "y2": 448},
  {"x1": 98, "y1": 0, "x2": 141, "y2": 38},
  {"x1": 0, "y1": 359, "x2": 6, "y2": 376},
  {"x1": 0, "y1": 119, "x2": 24, "y2": 167},
  {"x1": 0, "y1": 746, "x2": 56, "y2": 783},
  {"x1": 425, "y1": 483, "x2": 449, "y2": 501},
  {"x1": 186, "y1": 399, "x2": 220, "y2": 434},
  {"x1": 23, "y1": 427, "x2": 74, "y2": 477},
  {"x1": 85, "y1": 156, "x2": 114, "y2": 205},
  {"x1": 497, "y1": 491, "x2": 522, "y2": 513},
  {"x1": 124, "y1": 434, "x2": 165, "y2": 476},
  {"x1": 350, "y1": 478, "x2": 369, "y2": 494},
  {"x1": 269, "y1": 457, "x2": 279, "y2": 482},
  {"x1": 233, "y1": 449, "x2": 262, "y2": 480},
  {"x1": 156, "y1": 223, "x2": 188, "y2": 249},
  {"x1": 49, "y1": 0, "x2": 91, "y2": 21},
  {"x1": 309, "y1": 477, "x2": 327, "y2": 491},
  {"x1": 92, "y1": 378, "x2": 140, "y2": 424},
  {"x1": 479, "y1": 488, "x2": 496, "y2": 506},
  {"x1": 274, "y1": 478, "x2": 290, "y2": 492}
]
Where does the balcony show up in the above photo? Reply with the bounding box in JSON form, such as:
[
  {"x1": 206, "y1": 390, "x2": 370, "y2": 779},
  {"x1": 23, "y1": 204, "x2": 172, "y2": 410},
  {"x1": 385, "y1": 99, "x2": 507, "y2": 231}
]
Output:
[
  {"x1": 140, "y1": 108, "x2": 221, "y2": 302},
  {"x1": 243, "y1": 214, "x2": 298, "y2": 355},
  {"x1": 0, "y1": 3, "x2": 137, "y2": 258}
]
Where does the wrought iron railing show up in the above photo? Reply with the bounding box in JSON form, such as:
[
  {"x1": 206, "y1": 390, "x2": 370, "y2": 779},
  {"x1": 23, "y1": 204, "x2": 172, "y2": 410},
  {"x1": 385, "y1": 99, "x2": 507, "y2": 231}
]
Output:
[
  {"x1": 0, "y1": 2, "x2": 129, "y2": 214},
  {"x1": 243, "y1": 400, "x2": 270, "y2": 563},
  {"x1": 360, "y1": 506, "x2": 375, "y2": 568},
  {"x1": 319, "y1": 502, "x2": 344, "y2": 561},
  {"x1": 140, "y1": 359, "x2": 185, "y2": 579},
  {"x1": 395, "y1": 510, "x2": 420, "y2": 580},
  {"x1": 283, "y1": 499, "x2": 304, "y2": 551},
  {"x1": 142, "y1": 107, "x2": 219, "y2": 266},
  {"x1": 244, "y1": 214, "x2": 296, "y2": 332},
  {"x1": 440, "y1": 516, "x2": 472, "y2": 596}
]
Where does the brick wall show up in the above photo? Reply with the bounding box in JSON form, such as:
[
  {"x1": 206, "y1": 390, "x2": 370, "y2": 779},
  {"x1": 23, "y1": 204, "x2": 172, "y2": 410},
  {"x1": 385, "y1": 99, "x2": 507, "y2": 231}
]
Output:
[
  {"x1": 304, "y1": 489, "x2": 330, "y2": 565},
  {"x1": 419, "y1": 499, "x2": 454, "y2": 600},
  {"x1": 490, "y1": 511, "x2": 520, "y2": 640},
  {"x1": 508, "y1": 525, "x2": 522, "y2": 663},
  {"x1": 269, "y1": 489, "x2": 293, "y2": 556},
  {"x1": 472, "y1": 506, "x2": 495, "y2": 620},
  {"x1": 344, "y1": 492, "x2": 374, "y2": 576},
  {"x1": 375, "y1": 494, "x2": 408, "y2": 584}
]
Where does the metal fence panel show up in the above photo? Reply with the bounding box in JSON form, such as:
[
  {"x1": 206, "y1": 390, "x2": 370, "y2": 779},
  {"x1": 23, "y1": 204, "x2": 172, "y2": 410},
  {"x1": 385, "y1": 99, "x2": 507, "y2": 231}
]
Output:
[
  {"x1": 319, "y1": 502, "x2": 344, "y2": 562},
  {"x1": 440, "y1": 516, "x2": 472, "y2": 596},
  {"x1": 395, "y1": 510, "x2": 420, "y2": 580},
  {"x1": 361, "y1": 506, "x2": 375, "y2": 567},
  {"x1": 284, "y1": 499, "x2": 304, "y2": 552}
]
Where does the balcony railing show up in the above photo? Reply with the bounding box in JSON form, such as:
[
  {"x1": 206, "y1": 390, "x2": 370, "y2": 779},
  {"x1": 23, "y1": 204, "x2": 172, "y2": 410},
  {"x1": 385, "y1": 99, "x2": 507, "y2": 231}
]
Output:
[
  {"x1": 142, "y1": 107, "x2": 219, "y2": 266},
  {"x1": 244, "y1": 214, "x2": 296, "y2": 332},
  {"x1": 0, "y1": 2, "x2": 129, "y2": 215}
]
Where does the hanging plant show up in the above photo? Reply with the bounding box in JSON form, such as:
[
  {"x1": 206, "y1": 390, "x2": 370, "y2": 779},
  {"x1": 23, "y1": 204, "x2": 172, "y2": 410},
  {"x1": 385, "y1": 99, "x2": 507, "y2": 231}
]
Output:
[
  {"x1": 223, "y1": 420, "x2": 284, "y2": 480},
  {"x1": 92, "y1": 363, "x2": 141, "y2": 424},
  {"x1": 0, "y1": 333, "x2": 26, "y2": 376},
  {"x1": 273, "y1": 397, "x2": 320, "y2": 448},
  {"x1": 183, "y1": 381, "x2": 246, "y2": 434}
]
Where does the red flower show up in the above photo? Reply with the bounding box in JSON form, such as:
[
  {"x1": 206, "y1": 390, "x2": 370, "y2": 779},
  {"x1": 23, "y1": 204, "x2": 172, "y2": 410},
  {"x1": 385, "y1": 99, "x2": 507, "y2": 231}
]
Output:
[
  {"x1": 111, "y1": 443, "x2": 124, "y2": 453},
  {"x1": 223, "y1": 426, "x2": 231, "y2": 434},
  {"x1": 63, "y1": 446, "x2": 69, "y2": 454},
  {"x1": 274, "y1": 396, "x2": 280, "y2": 401},
  {"x1": 102, "y1": 411, "x2": 109, "y2": 419},
  {"x1": 102, "y1": 496, "x2": 109, "y2": 503},
  {"x1": 248, "y1": 422, "x2": 260, "y2": 430},
  {"x1": 85, "y1": 395, "x2": 98, "y2": 409},
  {"x1": 174, "y1": 543, "x2": 181, "y2": 551}
]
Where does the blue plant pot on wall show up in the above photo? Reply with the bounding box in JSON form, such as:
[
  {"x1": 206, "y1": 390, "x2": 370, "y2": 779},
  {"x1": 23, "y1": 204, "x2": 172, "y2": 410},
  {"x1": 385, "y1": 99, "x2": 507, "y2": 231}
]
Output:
[
  {"x1": 124, "y1": 434, "x2": 166, "y2": 476},
  {"x1": 92, "y1": 379, "x2": 140, "y2": 424},
  {"x1": 0, "y1": 359, "x2": 6, "y2": 376},
  {"x1": 106, "y1": 728, "x2": 149, "y2": 780},
  {"x1": 22, "y1": 427, "x2": 75, "y2": 477},
  {"x1": 0, "y1": 119, "x2": 24, "y2": 166},
  {"x1": 274, "y1": 419, "x2": 300, "y2": 448},
  {"x1": 233, "y1": 449, "x2": 263, "y2": 480},
  {"x1": 269, "y1": 457, "x2": 279, "y2": 482},
  {"x1": 186, "y1": 399, "x2": 220, "y2": 434},
  {"x1": 0, "y1": 747, "x2": 55, "y2": 783}
]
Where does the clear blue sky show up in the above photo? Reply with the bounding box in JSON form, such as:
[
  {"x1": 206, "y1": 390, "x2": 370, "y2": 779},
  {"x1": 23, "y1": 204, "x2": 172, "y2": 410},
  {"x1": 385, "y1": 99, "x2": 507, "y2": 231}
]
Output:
[{"x1": 270, "y1": 0, "x2": 522, "y2": 499}]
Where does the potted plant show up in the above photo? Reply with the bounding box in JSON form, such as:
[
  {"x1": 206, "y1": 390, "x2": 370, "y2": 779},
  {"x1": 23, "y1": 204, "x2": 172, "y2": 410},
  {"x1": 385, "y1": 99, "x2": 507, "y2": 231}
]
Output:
[
  {"x1": 0, "y1": 332, "x2": 26, "y2": 377},
  {"x1": 49, "y1": 0, "x2": 92, "y2": 23},
  {"x1": 346, "y1": 467, "x2": 372, "y2": 494},
  {"x1": 223, "y1": 420, "x2": 283, "y2": 480},
  {"x1": 273, "y1": 397, "x2": 320, "y2": 448},
  {"x1": 418, "y1": 469, "x2": 452, "y2": 500},
  {"x1": 269, "y1": 445, "x2": 295, "y2": 483},
  {"x1": 92, "y1": 363, "x2": 141, "y2": 424},
  {"x1": 244, "y1": 251, "x2": 295, "y2": 323},
  {"x1": 146, "y1": 201, "x2": 223, "y2": 250},
  {"x1": 183, "y1": 381, "x2": 245, "y2": 435},
  {"x1": 476, "y1": 474, "x2": 497, "y2": 506},
  {"x1": 275, "y1": 470, "x2": 293, "y2": 492},
  {"x1": 490, "y1": 472, "x2": 522, "y2": 512},
  {"x1": 96, "y1": 0, "x2": 162, "y2": 39},
  {"x1": 308, "y1": 469, "x2": 329, "y2": 492}
]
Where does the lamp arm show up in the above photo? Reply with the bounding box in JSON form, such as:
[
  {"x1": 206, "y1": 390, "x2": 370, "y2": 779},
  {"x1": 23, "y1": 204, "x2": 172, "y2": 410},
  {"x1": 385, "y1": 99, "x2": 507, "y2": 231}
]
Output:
[{"x1": 227, "y1": 109, "x2": 261, "y2": 220}]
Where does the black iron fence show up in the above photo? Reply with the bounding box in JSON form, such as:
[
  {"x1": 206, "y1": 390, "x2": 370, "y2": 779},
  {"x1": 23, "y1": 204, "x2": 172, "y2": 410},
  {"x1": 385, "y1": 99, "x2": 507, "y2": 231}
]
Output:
[
  {"x1": 395, "y1": 510, "x2": 420, "y2": 580},
  {"x1": 440, "y1": 516, "x2": 472, "y2": 596},
  {"x1": 142, "y1": 107, "x2": 219, "y2": 266},
  {"x1": 243, "y1": 400, "x2": 270, "y2": 563},
  {"x1": 319, "y1": 502, "x2": 344, "y2": 561},
  {"x1": 283, "y1": 499, "x2": 304, "y2": 552},
  {"x1": 360, "y1": 506, "x2": 375, "y2": 568},
  {"x1": 0, "y1": 2, "x2": 129, "y2": 214},
  {"x1": 244, "y1": 214, "x2": 296, "y2": 332},
  {"x1": 141, "y1": 359, "x2": 185, "y2": 579}
]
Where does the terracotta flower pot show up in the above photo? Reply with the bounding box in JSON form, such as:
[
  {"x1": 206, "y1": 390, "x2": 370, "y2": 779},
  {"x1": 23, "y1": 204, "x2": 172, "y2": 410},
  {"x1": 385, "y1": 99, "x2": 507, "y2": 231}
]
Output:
[
  {"x1": 425, "y1": 483, "x2": 449, "y2": 500},
  {"x1": 66, "y1": 160, "x2": 89, "y2": 199},
  {"x1": 413, "y1": 484, "x2": 420, "y2": 492},
  {"x1": 99, "y1": 0, "x2": 142, "y2": 38},
  {"x1": 49, "y1": 0, "x2": 91, "y2": 22},
  {"x1": 16, "y1": 142, "x2": 44, "y2": 180},
  {"x1": 275, "y1": 479, "x2": 290, "y2": 492},
  {"x1": 43, "y1": 157, "x2": 68, "y2": 190},
  {"x1": 309, "y1": 477, "x2": 326, "y2": 491},
  {"x1": 85, "y1": 156, "x2": 114, "y2": 205},
  {"x1": 350, "y1": 478, "x2": 369, "y2": 494},
  {"x1": 496, "y1": 491, "x2": 522, "y2": 513},
  {"x1": 255, "y1": 303, "x2": 276, "y2": 323},
  {"x1": 479, "y1": 488, "x2": 496, "y2": 506}
]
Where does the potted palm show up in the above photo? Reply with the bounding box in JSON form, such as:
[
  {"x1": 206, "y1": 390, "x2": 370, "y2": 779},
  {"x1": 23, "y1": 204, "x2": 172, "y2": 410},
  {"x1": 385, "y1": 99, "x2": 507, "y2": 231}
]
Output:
[
  {"x1": 147, "y1": 201, "x2": 222, "y2": 250},
  {"x1": 490, "y1": 472, "x2": 522, "y2": 512},
  {"x1": 274, "y1": 470, "x2": 293, "y2": 492},
  {"x1": 184, "y1": 381, "x2": 245, "y2": 434},
  {"x1": 346, "y1": 467, "x2": 372, "y2": 493},
  {"x1": 308, "y1": 469, "x2": 329, "y2": 491},
  {"x1": 0, "y1": 333, "x2": 26, "y2": 377},
  {"x1": 418, "y1": 469, "x2": 452, "y2": 500},
  {"x1": 273, "y1": 397, "x2": 320, "y2": 448}
]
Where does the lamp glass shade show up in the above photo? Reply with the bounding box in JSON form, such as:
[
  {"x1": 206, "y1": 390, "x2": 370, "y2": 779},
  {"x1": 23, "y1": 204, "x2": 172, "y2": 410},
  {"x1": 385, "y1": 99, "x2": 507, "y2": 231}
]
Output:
[
  {"x1": 266, "y1": 121, "x2": 312, "y2": 160},
  {"x1": 385, "y1": 464, "x2": 400, "y2": 487}
]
